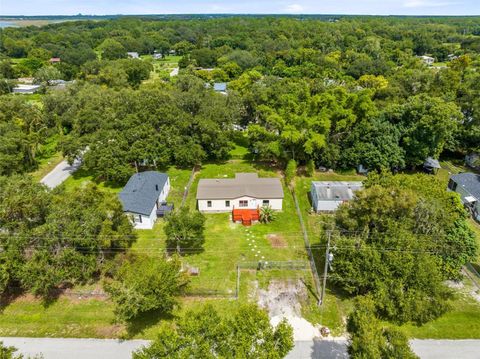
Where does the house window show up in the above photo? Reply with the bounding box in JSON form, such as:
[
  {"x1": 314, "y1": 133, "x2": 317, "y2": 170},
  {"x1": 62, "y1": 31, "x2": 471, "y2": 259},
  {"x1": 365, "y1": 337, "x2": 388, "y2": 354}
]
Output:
[
  {"x1": 225, "y1": 200, "x2": 230, "y2": 207},
  {"x1": 239, "y1": 200, "x2": 248, "y2": 208},
  {"x1": 207, "y1": 201, "x2": 212, "y2": 208},
  {"x1": 262, "y1": 200, "x2": 270, "y2": 206},
  {"x1": 448, "y1": 179, "x2": 457, "y2": 191},
  {"x1": 134, "y1": 214, "x2": 142, "y2": 223}
]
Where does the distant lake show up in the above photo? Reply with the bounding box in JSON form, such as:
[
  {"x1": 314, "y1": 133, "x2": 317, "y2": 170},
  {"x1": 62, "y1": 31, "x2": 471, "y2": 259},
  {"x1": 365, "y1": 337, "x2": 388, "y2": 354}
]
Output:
[{"x1": 0, "y1": 21, "x2": 18, "y2": 28}]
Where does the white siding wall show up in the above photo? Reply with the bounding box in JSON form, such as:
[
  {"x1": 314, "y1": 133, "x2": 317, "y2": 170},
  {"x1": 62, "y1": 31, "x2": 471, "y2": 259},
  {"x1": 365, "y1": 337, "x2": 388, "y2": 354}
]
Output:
[
  {"x1": 198, "y1": 196, "x2": 282, "y2": 212},
  {"x1": 128, "y1": 206, "x2": 156, "y2": 229},
  {"x1": 158, "y1": 178, "x2": 170, "y2": 203}
]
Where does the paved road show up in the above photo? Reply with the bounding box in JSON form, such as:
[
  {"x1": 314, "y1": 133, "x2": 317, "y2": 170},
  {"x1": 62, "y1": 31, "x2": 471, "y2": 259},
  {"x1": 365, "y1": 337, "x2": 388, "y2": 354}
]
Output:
[
  {"x1": 2, "y1": 337, "x2": 480, "y2": 358},
  {"x1": 286, "y1": 339, "x2": 480, "y2": 359},
  {"x1": 40, "y1": 157, "x2": 82, "y2": 189},
  {"x1": 0, "y1": 338, "x2": 150, "y2": 359}
]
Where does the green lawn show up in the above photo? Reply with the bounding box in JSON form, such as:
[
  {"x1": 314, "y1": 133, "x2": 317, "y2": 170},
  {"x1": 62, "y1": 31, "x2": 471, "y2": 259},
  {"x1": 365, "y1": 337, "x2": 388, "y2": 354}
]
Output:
[
  {"x1": 30, "y1": 134, "x2": 63, "y2": 181},
  {"x1": 136, "y1": 159, "x2": 306, "y2": 294}
]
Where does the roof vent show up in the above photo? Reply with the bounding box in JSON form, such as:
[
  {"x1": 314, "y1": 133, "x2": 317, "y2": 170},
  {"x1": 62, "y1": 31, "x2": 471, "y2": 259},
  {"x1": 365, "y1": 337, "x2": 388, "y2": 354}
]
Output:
[{"x1": 155, "y1": 184, "x2": 159, "y2": 191}]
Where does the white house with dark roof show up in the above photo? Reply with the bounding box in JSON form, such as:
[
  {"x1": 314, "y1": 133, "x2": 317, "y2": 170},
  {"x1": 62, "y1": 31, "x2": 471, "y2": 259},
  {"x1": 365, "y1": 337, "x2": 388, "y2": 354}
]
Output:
[
  {"x1": 448, "y1": 172, "x2": 480, "y2": 222},
  {"x1": 310, "y1": 181, "x2": 363, "y2": 212},
  {"x1": 196, "y1": 173, "x2": 284, "y2": 212},
  {"x1": 119, "y1": 171, "x2": 170, "y2": 229}
]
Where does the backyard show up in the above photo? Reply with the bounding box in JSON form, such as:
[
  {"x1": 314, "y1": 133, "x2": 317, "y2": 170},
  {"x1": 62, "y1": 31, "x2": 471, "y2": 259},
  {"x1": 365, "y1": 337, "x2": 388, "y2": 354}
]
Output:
[{"x1": 1, "y1": 151, "x2": 479, "y2": 340}]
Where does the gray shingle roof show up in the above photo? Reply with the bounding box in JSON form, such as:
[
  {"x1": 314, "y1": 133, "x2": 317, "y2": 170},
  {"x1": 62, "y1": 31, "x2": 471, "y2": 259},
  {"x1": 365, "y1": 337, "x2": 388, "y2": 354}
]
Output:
[
  {"x1": 450, "y1": 172, "x2": 480, "y2": 199},
  {"x1": 312, "y1": 181, "x2": 363, "y2": 201},
  {"x1": 119, "y1": 171, "x2": 168, "y2": 215},
  {"x1": 196, "y1": 173, "x2": 284, "y2": 200}
]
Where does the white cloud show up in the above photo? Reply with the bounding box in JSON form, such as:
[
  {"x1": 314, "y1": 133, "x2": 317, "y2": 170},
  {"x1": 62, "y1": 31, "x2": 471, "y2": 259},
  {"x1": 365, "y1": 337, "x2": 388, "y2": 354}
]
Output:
[
  {"x1": 284, "y1": 3, "x2": 304, "y2": 13},
  {"x1": 403, "y1": 0, "x2": 459, "y2": 8}
]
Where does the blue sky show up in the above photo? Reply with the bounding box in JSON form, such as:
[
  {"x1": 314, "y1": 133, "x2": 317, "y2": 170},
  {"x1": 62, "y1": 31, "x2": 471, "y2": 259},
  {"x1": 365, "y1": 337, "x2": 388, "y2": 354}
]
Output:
[{"x1": 1, "y1": 0, "x2": 479, "y2": 16}]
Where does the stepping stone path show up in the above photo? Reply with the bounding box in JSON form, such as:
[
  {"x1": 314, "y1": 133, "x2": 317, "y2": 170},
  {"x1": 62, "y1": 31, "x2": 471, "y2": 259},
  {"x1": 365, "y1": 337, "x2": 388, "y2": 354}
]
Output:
[{"x1": 245, "y1": 229, "x2": 262, "y2": 260}]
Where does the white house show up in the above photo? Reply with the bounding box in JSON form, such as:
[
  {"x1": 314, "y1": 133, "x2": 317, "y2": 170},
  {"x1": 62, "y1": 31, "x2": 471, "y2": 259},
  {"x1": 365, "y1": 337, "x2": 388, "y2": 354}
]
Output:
[
  {"x1": 196, "y1": 173, "x2": 284, "y2": 212},
  {"x1": 119, "y1": 171, "x2": 171, "y2": 229},
  {"x1": 310, "y1": 181, "x2": 363, "y2": 212},
  {"x1": 418, "y1": 55, "x2": 435, "y2": 66},
  {"x1": 13, "y1": 84, "x2": 41, "y2": 94},
  {"x1": 448, "y1": 173, "x2": 480, "y2": 222}
]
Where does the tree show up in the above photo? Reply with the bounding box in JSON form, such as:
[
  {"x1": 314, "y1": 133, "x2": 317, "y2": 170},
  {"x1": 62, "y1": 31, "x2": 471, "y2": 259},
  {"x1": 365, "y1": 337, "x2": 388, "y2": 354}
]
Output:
[
  {"x1": 329, "y1": 173, "x2": 477, "y2": 324},
  {"x1": 97, "y1": 39, "x2": 126, "y2": 60},
  {"x1": 133, "y1": 304, "x2": 293, "y2": 359},
  {"x1": 385, "y1": 95, "x2": 461, "y2": 166},
  {"x1": 0, "y1": 342, "x2": 23, "y2": 359},
  {"x1": 347, "y1": 296, "x2": 418, "y2": 359},
  {"x1": 34, "y1": 66, "x2": 62, "y2": 85},
  {"x1": 164, "y1": 208, "x2": 206, "y2": 255},
  {"x1": 104, "y1": 255, "x2": 188, "y2": 322}
]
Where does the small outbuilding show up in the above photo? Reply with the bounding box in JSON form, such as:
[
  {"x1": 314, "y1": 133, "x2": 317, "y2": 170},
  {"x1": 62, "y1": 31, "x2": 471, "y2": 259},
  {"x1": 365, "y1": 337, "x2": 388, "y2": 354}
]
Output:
[
  {"x1": 448, "y1": 172, "x2": 480, "y2": 222},
  {"x1": 310, "y1": 181, "x2": 363, "y2": 212},
  {"x1": 466, "y1": 153, "x2": 480, "y2": 170},
  {"x1": 12, "y1": 84, "x2": 41, "y2": 94},
  {"x1": 119, "y1": 171, "x2": 171, "y2": 229},
  {"x1": 418, "y1": 55, "x2": 435, "y2": 65},
  {"x1": 213, "y1": 82, "x2": 227, "y2": 94},
  {"x1": 49, "y1": 57, "x2": 61, "y2": 64},
  {"x1": 423, "y1": 157, "x2": 441, "y2": 174},
  {"x1": 127, "y1": 52, "x2": 140, "y2": 59}
]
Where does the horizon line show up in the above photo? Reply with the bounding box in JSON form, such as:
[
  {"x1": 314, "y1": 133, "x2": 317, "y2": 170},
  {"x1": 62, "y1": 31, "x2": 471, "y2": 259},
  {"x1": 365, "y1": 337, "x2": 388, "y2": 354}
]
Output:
[{"x1": 2, "y1": 13, "x2": 480, "y2": 17}]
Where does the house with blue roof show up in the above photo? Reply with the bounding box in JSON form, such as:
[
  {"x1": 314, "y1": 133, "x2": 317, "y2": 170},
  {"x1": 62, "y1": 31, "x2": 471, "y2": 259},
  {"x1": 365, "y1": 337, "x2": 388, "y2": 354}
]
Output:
[
  {"x1": 448, "y1": 172, "x2": 480, "y2": 222},
  {"x1": 119, "y1": 171, "x2": 171, "y2": 229}
]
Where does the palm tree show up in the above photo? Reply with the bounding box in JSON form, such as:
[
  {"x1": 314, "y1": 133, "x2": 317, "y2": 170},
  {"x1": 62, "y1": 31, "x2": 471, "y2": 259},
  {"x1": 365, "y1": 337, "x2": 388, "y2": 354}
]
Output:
[{"x1": 259, "y1": 205, "x2": 276, "y2": 224}]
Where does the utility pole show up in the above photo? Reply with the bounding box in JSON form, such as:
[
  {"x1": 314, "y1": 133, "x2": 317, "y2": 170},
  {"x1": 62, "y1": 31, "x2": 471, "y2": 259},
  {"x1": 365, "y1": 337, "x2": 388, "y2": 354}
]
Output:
[{"x1": 320, "y1": 230, "x2": 331, "y2": 306}]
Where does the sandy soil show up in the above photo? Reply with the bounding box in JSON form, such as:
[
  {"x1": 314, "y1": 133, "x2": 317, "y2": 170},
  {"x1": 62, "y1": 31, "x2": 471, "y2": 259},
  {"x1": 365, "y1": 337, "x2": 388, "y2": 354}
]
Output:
[{"x1": 257, "y1": 279, "x2": 321, "y2": 341}]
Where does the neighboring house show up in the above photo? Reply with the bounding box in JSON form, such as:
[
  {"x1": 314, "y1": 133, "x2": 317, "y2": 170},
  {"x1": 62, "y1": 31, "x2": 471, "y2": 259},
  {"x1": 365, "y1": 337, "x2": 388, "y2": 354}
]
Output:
[
  {"x1": 310, "y1": 181, "x2": 363, "y2": 212},
  {"x1": 12, "y1": 84, "x2": 41, "y2": 94},
  {"x1": 466, "y1": 153, "x2": 480, "y2": 170},
  {"x1": 196, "y1": 173, "x2": 284, "y2": 212},
  {"x1": 423, "y1": 157, "x2": 441, "y2": 174},
  {"x1": 127, "y1": 52, "x2": 140, "y2": 59},
  {"x1": 418, "y1": 55, "x2": 435, "y2": 65},
  {"x1": 119, "y1": 171, "x2": 171, "y2": 229},
  {"x1": 49, "y1": 57, "x2": 61, "y2": 64},
  {"x1": 448, "y1": 172, "x2": 480, "y2": 222},
  {"x1": 213, "y1": 82, "x2": 227, "y2": 94}
]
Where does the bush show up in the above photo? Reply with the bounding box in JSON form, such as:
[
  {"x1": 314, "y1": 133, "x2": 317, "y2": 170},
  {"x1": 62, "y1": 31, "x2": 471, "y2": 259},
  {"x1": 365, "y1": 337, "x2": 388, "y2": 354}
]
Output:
[
  {"x1": 259, "y1": 205, "x2": 276, "y2": 224},
  {"x1": 285, "y1": 159, "x2": 297, "y2": 187},
  {"x1": 306, "y1": 159, "x2": 315, "y2": 177},
  {"x1": 104, "y1": 255, "x2": 189, "y2": 322}
]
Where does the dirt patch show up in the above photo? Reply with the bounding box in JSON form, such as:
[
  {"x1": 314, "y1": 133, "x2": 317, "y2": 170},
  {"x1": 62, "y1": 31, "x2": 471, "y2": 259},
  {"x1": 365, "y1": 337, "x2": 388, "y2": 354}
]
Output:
[
  {"x1": 257, "y1": 279, "x2": 321, "y2": 341},
  {"x1": 267, "y1": 234, "x2": 286, "y2": 248}
]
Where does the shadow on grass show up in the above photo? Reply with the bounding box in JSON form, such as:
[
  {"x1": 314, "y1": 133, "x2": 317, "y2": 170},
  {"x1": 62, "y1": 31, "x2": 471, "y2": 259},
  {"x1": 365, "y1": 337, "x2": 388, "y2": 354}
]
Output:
[
  {"x1": 0, "y1": 287, "x2": 24, "y2": 313},
  {"x1": 68, "y1": 168, "x2": 124, "y2": 191},
  {"x1": 125, "y1": 308, "x2": 175, "y2": 338}
]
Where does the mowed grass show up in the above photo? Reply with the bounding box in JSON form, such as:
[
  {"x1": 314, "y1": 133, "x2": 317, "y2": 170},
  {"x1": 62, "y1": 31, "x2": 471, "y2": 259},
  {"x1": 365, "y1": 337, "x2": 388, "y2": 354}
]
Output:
[
  {"x1": 140, "y1": 158, "x2": 307, "y2": 294},
  {"x1": 0, "y1": 297, "x2": 116, "y2": 338}
]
